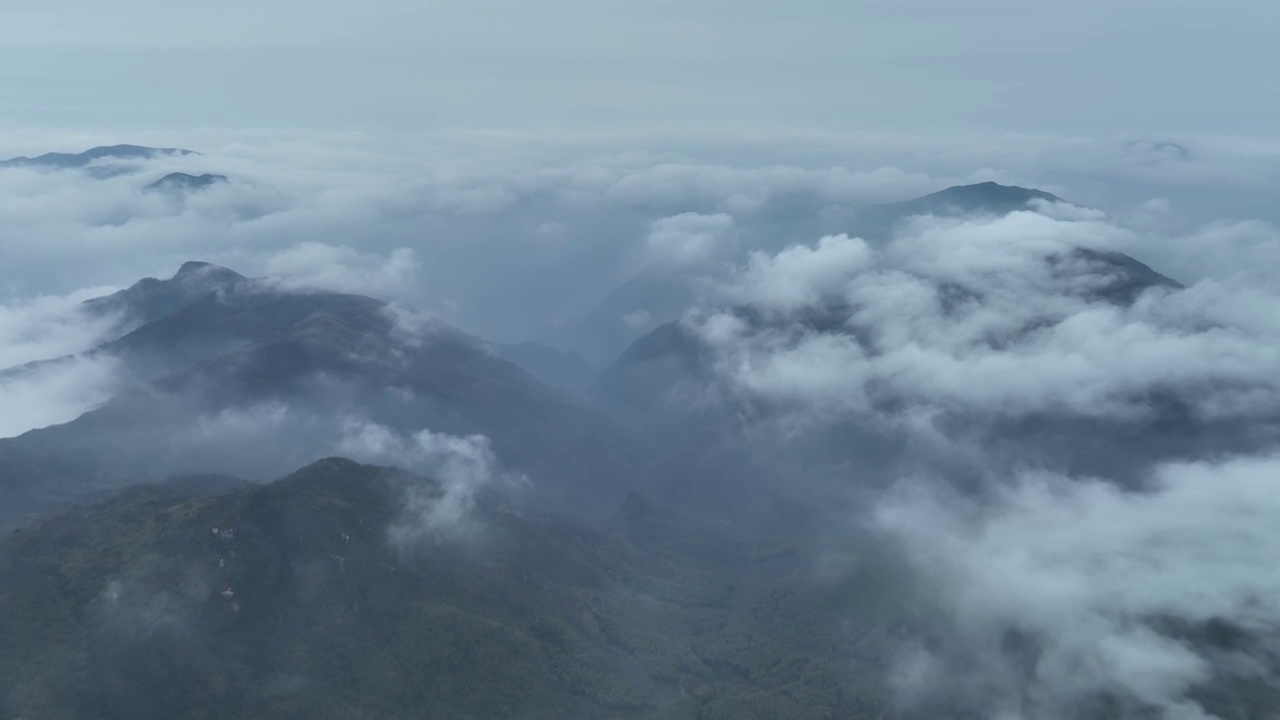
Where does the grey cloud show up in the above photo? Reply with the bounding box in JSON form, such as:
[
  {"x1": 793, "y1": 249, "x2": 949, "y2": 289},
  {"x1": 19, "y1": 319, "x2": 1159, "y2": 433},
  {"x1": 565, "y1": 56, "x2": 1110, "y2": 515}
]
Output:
[
  {"x1": 336, "y1": 420, "x2": 525, "y2": 543},
  {"x1": 0, "y1": 286, "x2": 123, "y2": 368},
  {"x1": 645, "y1": 212, "x2": 734, "y2": 267},
  {"x1": 878, "y1": 453, "x2": 1280, "y2": 719},
  {"x1": 0, "y1": 355, "x2": 122, "y2": 438},
  {"x1": 259, "y1": 243, "x2": 420, "y2": 298},
  {"x1": 688, "y1": 211, "x2": 1280, "y2": 423},
  {"x1": 621, "y1": 308, "x2": 653, "y2": 331},
  {"x1": 717, "y1": 233, "x2": 873, "y2": 314},
  {"x1": 1124, "y1": 219, "x2": 1280, "y2": 293},
  {"x1": 651, "y1": 196, "x2": 1280, "y2": 716},
  {"x1": 8, "y1": 130, "x2": 1280, "y2": 334},
  {"x1": 0, "y1": 286, "x2": 127, "y2": 437},
  {"x1": 0, "y1": 136, "x2": 962, "y2": 341}
]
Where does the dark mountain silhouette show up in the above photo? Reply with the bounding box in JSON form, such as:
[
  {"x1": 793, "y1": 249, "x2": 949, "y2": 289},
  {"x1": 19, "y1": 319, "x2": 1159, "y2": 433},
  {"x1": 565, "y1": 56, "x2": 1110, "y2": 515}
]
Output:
[
  {"x1": 874, "y1": 180, "x2": 1065, "y2": 218},
  {"x1": 145, "y1": 172, "x2": 228, "y2": 192},
  {"x1": 0, "y1": 263, "x2": 648, "y2": 529},
  {"x1": 0, "y1": 145, "x2": 198, "y2": 177},
  {"x1": 0, "y1": 457, "x2": 894, "y2": 720},
  {"x1": 83, "y1": 261, "x2": 250, "y2": 332}
]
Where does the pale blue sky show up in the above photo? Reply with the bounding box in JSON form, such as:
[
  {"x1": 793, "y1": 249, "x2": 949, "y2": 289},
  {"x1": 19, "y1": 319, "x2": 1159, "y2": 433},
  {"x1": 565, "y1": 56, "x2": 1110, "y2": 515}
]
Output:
[{"x1": 1, "y1": 0, "x2": 1275, "y2": 134}]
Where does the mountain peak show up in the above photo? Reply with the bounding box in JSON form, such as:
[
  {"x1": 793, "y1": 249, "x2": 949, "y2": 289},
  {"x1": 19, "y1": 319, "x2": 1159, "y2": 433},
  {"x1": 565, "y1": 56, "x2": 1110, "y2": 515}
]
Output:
[
  {"x1": 873, "y1": 181, "x2": 1070, "y2": 221},
  {"x1": 147, "y1": 172, "x2": 227, "y2": 192},
  {"x1": 173, "y1": 261, "x2": 246, "y2": 281},
  {"x1": 82, "y1": 144, "x2": 197, "y2": 159},
  {"x1": 932, "y1": 181, "x2": 1064, "y2": 204}
]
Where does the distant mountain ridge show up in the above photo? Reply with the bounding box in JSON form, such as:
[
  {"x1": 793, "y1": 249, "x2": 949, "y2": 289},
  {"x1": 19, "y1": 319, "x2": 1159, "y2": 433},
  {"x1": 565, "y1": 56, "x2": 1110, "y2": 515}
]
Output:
[
  {"x1": 82, "y1": 260, "x2": 250, "y2": 332},
  {"x1": 146, "y1": 172, "x2": 227, "y2": 192},
  {"x1": 0, "y1": 144, "x2": 197, "y2": 170},
  {"x1": 874, "y1": 180, "x2": 1065, "y2": 218},
  {"x1": 538, "y1": 181, "x2": 1086, "y2": 367}
]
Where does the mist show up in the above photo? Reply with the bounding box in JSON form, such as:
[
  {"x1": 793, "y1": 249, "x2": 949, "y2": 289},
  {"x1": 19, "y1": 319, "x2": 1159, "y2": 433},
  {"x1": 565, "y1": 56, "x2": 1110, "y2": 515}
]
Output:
[{"x1": 5, "y1": 63, "x2": 1280, "y2": 719}]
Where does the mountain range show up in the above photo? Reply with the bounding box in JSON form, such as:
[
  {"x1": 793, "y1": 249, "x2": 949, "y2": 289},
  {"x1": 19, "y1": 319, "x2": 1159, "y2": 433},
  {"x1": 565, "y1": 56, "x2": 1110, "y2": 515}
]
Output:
[
  {"x1": 4, "y1": 177, "x2": 1265, "y2": 719},
  {"x1": 1, "y1": 144, "x2": 199, "y2": 181},
  {"x1": 0, "y1": 144, "x2": 198, "y2": 170},
  {"x1": 0, "y1": 261, "x2": 646, "y2": 530},
  {"x1": 146, "y1": 172, "x2": 228, "y2": 192}
]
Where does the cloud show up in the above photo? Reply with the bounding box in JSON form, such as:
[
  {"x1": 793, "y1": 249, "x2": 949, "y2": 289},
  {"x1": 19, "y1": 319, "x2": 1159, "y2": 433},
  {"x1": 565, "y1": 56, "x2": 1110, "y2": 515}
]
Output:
[
  {"x1": 379, "y1": 303, "x2": 467, "y2": 349},
  {"x1": 260, "y1": 242, "x2": 420, "y2": 298},
  {"x1": 621, "y1": 308, "x2": 653, "y2": 330},
  {"x1": 688, "y1": 211, "x2": 1280, "y2": 423},
  {"x1": 1126, "y1": 219, "x2": 1280, "y2": 293},
  {"x1": 9, "y1": 129, "x2": 1280, "y2": 346},
  {"x1": 192, "y1": 402, "x2": 294, "y2": 442},
  {"x1": 653, "y1": 201, "x2": 1280, "y2": 716},
  {"x1": 718, "y1": 233, "x2": 873, "y2": 314},
  {"x1": 9, "y1": 129, "x2": 1280, "y2": 715},
  {"x1": 0, "y1": 134, "x2": 956, "y2": 341},
  {"x1": 0, "y1": 355, "x2": 122, "y2": 438},
  {"x1": 337, "y1": 420, "x2": 525, "y2": 542},
  {"x1": 0, "y1": 286, "x2": 127, "y2": 437},
  {"x1": 878, "y1": 453, "x2": 1280, "y2": 720},
  {"x1": 645, "y1": 212, "x2": 734, "y2": 266},
  {"x1": 0, "y1": 286, "x2": 123, "y2": 369}
]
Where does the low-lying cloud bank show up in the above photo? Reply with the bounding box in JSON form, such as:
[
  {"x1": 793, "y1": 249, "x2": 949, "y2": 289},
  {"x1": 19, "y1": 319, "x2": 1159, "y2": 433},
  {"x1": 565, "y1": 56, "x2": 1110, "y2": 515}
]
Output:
[
  {"x1": 0, "y1": 287, "x2": 126, "y2": 437},
  {"x1": 880, "y1": 454, "x2": 1280, "y2": 720},
  {"x1": 664, "y1": 205, "x2": 1280, "y2": 717},
  {"x1": 0, "y1": 355, "x2": 122, "y2": 438},
  {"x1": 0, "y1": 286, "x2": 123, "y2": 369},
  {"x1": 690, "y1": 210, "x2": 1280, "y2": 425},
  {"x1": 6, "y1": 129, "x2": 1280, "y2": 341}
]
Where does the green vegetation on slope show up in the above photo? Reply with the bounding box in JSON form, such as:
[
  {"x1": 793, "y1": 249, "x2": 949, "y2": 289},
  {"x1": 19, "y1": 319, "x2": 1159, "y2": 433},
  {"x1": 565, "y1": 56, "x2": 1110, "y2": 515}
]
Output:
[{"x1": 0, "y1": 459, "x2": 893, "y2": 720}]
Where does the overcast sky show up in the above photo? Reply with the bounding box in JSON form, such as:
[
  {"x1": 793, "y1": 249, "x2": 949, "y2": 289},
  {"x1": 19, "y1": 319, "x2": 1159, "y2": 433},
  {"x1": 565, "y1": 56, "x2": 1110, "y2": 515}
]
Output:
[{"x1": 1, "y1": 0, "x2": 1276, "y2": 135}]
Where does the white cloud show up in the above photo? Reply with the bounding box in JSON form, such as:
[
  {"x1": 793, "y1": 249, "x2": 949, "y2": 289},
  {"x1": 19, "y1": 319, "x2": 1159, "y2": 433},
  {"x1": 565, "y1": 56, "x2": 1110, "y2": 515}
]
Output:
[
  {"x1": 260, "y1": 243, "x2": 419, "y2": 298},
  {"x1": 0, "y1": 286, "x2": 127, "y2": 437},
  {"x1": 193, "y1": 402, "x2": 293, "y2": 441},
  {"x1": 645, "y1": 212, "x2": 734, "y2": 266},
  {"x1": 878, "y1": 454, "x2": 1280, "y2": 719},
  {"x1": 0, "y1": 286, "x2": 123, "y2": 370},
  {"x1": 1127, "y1": 219, "x2": 1280, "y2": 292},
  {"x1": 380, "y1": 303, "x2": 463, "y2": 349},
  {"x1": 8, "y1": 129, "x2": 1280, "y2": 345},
  {"x1": 718, "y1": 233, "x2": 873, "y2": 314},
  {"x1": 689, "y1": 212, "x2": 1280, "y2": 422},
  {"x1": 0, "y1": 136, "x2": 957, "y2": 342},
  {"x1": 337, "y1": 420, "x2": 524, "y2": 542},
  {"x1": 0, "y1": 355, "x2": 122, "y2": 438},
  {"x1": 662, "y1": 203, "x2": 1280, "y2": 715}
]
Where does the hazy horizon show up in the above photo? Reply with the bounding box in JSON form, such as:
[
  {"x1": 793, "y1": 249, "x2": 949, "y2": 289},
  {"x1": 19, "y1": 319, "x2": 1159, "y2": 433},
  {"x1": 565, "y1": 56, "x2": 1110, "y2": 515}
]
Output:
[{"x1": 3, "y1": 1, "x2": 1278, "y2": 134}]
